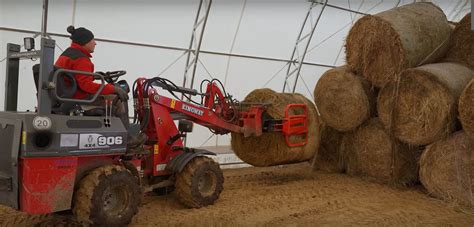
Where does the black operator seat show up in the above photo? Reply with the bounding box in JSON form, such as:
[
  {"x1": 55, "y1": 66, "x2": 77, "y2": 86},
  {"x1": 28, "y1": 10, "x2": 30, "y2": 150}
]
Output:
[{"x1": 32, "y1": 64, "x2": 105, "y2": 116}]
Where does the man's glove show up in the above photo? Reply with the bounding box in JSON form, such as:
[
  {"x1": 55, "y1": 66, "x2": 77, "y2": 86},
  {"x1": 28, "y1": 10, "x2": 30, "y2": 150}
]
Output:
[{"x1": 114, "y1": 85, "x2": 129, "y2": 101}]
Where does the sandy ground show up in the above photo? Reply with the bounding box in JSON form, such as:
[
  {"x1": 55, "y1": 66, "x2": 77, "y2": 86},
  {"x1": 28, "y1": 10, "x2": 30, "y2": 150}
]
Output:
[{"x1": 0, "y1": 163, "x2": 473, "y2": 226}]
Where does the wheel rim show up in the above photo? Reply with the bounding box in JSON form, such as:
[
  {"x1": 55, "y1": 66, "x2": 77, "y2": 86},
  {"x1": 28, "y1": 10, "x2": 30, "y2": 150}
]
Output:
[
  {"x1": 102, "y1": 184, "x2": 130, "y2": 216},
  {"x1": 197, "y1": 170, "x2": 217, "y2": 197}
]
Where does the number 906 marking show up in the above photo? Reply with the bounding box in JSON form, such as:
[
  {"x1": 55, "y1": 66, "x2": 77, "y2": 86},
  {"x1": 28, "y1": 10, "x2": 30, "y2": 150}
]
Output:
[{"x1": 97, "y1": 136, "x2": 123, "y2": 146}]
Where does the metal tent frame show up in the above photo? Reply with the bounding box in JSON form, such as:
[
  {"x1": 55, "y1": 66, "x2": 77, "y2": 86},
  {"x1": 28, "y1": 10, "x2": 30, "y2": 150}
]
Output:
[{"x1": 282, "y1": 0, "x2": 328, "y2": 93}]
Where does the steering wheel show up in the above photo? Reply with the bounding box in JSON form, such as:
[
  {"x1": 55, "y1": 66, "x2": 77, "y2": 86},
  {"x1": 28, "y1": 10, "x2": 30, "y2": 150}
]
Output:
[{"x1": 97, "y1": 70, "x2": 127, "y2": 84}]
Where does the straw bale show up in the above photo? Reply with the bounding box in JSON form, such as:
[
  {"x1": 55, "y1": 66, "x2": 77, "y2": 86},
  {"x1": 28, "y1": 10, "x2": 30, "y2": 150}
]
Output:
[
  {"x1": 459, "y1": 78, "x2": 474, "y2": 139},
  {"x1": 445, "y1": 14, "x2": 474, "y2": 70},
  {"x1": 344, "y1": 118, "x2": 419, "y2": 185},
  {"x1": 346, "y1": 2, "x2": 451, "y2": 87},
  {"x1": 231, "y1": 89, "x2": 321, "y2": 167},
  {"x1": 314, "y1": 66, "x2": 375, "y2": 131},
  {"x1": 312, "y1": 125, "x2": 345, "y2": 173},
  {"x1": 420, "y1": 131, "x2": 473, "y2": 208},
  {"x1": 378, "y1": 62, "x2": 473, "y2": 145}
]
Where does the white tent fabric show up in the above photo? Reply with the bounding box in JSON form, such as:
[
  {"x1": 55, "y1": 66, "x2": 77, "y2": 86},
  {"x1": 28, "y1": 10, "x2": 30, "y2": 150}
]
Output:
[{"x1": 0, "y1": 0, "x2": 470, "y2": 146}]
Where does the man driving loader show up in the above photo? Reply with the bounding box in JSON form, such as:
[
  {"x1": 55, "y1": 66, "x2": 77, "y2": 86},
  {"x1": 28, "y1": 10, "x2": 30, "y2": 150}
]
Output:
[{"x1": 55, "y1": 25, "x2": 146, "y2": 148}]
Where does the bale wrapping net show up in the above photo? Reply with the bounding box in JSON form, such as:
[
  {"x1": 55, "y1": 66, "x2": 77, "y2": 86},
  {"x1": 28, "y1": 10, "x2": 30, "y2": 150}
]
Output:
[
  {"x1": 378, "y1": 62, "x2": 474, "y2": 145},
  {"x1": 344, "y1": 118, "x2": 419, "y2": 185},
  {"x1": 314, "y1": 66, "x2": 375, "y2": 132},
  {"x1": 231, "y1": 88, "x2": 320, "y2": 167},
  {"x1": 419, "y1": 131, "x2": 473, "y2": 208},
  {"x1": 459, "y1": 78, "x2": 474, "y2": 139},
  {"x1": 346, "y1": 2, "x2": 452, "y2": 87},
  {"x1": 445, "y1": 14, "x2": 474, "y2": 70}
]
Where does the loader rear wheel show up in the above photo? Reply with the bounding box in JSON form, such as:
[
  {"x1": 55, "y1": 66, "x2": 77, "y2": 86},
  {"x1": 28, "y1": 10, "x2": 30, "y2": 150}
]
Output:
[
  {"x1": 174, "y1": 156, "x2": 224, "y2": 208},
  {"x1": 73, "y1": 165, "x2": 141, "y2": 226}
]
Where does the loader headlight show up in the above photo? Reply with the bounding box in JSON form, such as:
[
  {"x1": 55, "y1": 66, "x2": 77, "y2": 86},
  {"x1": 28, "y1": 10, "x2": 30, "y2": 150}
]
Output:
[
  {"x1": 32, "y1": 116, "x2": 52, "y2": 130},
  {"x1": 24, "y1": 37, "x2": 35, "y2": 51}
]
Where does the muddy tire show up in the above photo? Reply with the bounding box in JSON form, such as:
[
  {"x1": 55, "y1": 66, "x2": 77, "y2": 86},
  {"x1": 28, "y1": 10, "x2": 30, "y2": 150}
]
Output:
[
  {"x1": 73, "y1": 165, "x2": 141, "y2": 226},
  {"x1": 174, "y1": 156, "x2": 224, "y2": 208}
]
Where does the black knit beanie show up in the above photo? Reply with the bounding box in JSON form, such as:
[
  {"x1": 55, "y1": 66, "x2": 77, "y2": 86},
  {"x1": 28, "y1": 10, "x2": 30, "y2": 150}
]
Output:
[{"x1": 67, "y1": 25, "x2": 94, "y2": 45}]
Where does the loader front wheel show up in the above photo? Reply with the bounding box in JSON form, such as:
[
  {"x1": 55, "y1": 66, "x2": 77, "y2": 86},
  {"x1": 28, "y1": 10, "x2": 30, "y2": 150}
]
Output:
[
  {"x1": 175, "y1": 156, "x2": 224, "y2": 208},
  {"x1": 73, "y1": 165, "x2": 141, "y2": 226}
]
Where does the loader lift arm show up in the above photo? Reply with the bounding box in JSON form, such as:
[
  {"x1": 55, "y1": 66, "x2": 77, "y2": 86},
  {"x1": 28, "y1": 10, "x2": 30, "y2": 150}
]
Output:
[{"x1": 132, "y1": 77, "x2": 309, "y2": 176}]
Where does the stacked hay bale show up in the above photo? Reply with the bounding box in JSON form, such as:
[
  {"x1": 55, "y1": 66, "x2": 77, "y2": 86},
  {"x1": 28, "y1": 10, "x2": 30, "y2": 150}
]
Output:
[
  {"x1": 459, "y1": 78, "x2": 474, "y2": 139},
  {"x1": 424, "y1": 14, "x2": 474, "y2": 209},
  {"x1": 312, "y1": 66, "x2": 376, "y2": 173},
  {"x1": 314, "y1": 66, "x2": 376, "y2": 132},
  {"x1": 419, "y1": 131, "x2": 473, "y2": 208},
  {"x1": 445, "y1": 14, "x2": 474, "y2": 70},
  {"x1": 312, "y1": 125, "x2": 345, "y2": 173},
  {"x1": 231, "y1": 88, "x2": 321, "y2": 167},
  {"x1": 343, "y1": 119, "x2": 420, "y2": 185},
  {"x1": 314, "y1": 2, "x2": 451, "y2": 177},
  {"x1": 313, "y1": 2, "x2": 473, "y2": 203},
  {"x1": 378, "y1": 62, "x2": 473, "y2": 145},
  {"x1": 345, "y1": 2, "x2": 452, "y2": 88},
  {"x1": 454, "y1": 14, "x2": 474, "y2": 141}
]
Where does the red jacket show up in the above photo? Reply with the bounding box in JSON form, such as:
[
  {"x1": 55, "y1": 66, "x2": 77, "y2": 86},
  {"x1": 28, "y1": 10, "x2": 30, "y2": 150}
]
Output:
[{"x1": 55, "y1": 43, "x2": 115, "y2": 99}]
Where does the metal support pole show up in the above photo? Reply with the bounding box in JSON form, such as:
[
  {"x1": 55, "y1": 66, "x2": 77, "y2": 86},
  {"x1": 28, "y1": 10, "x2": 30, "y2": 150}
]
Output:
[
  {"x1": 314, "y1": 1, "x2": 367, "y2": 15},
  {"x1": 182, "y1": 0, "x2": 212, "y2": 93},
  {"x1": 37, "y1": 38, "x2": 55, "y2": 114},
  {"x1": 5, "y1": 44, "x2": 20, "y2": 112},
  {"x1": 72, "y1": 0, "x2": 77, "y2": 26},
  {"x1": 41, "y1": 0, "x2": 49, "y2": 38},
  {"x1": 282, "y1": 0, "x2": 328, "y2": 93}
]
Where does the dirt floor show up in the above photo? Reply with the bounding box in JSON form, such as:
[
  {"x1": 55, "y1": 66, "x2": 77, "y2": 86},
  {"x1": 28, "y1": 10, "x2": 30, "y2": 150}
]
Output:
[{"x1": 1, "y1": 163, "x2": 473, "y2": 226}]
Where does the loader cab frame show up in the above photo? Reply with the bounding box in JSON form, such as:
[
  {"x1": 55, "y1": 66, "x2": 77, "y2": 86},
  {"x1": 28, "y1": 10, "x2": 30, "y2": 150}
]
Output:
[{"x1": 5, "y1": 37, "x2": 56, "y2": 114}]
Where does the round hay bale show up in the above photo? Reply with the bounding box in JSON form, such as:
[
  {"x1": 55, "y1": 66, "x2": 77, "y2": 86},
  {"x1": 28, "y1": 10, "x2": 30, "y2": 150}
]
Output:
[
  {"x1": 231, "y1": 89, "x2": 321, "y2": 167},
  {"x1": 344, "y1": 118, "x2": 419, "y2": 185},
  {"x1": 459, "y1": 78, "x2": 474, "y2": 139},
  {"x1": 314, "y1": 66, "x2": 376, "y2": 132},
  {"x1": 445, "y1": 14, "x2": 474, "y2": 70},
  {"x1": 346, "y1": 2, "x2": 452, "y2": 87},
  {"x1": 312, "y1": 125, "x2": 345, "y2": 173},
  {"x1": 420, "y1": 131, "x2": 473, "y2": 208},
  {"x1": 378, "y1": 62, "x2": 474, "y2": 145}
]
